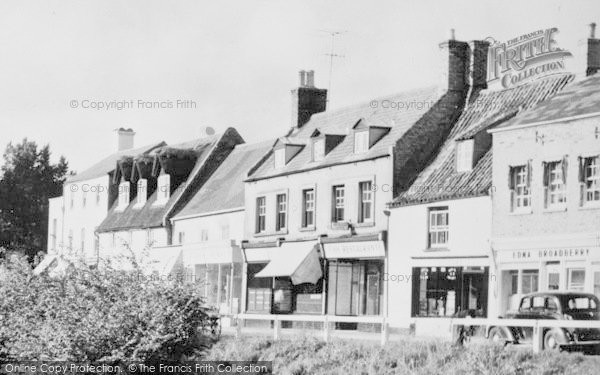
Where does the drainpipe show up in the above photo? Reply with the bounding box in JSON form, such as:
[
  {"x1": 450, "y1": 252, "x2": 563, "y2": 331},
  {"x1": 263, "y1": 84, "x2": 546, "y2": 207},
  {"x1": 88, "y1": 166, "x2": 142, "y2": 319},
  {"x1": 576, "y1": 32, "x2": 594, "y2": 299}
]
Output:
[{"x1": 383, "y1": 210, "x2": 391, "y2": 343}]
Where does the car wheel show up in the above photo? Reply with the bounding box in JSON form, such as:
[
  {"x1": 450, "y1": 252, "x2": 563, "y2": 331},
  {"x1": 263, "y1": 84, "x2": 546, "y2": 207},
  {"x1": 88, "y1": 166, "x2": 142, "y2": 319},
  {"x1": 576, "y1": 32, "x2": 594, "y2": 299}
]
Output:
[
  {"x1": 489, "y1": 327, "x2": 507, "y2": 344},
  {"x1": 544, "y1": 330, "x2": 564, "y2": 351}
]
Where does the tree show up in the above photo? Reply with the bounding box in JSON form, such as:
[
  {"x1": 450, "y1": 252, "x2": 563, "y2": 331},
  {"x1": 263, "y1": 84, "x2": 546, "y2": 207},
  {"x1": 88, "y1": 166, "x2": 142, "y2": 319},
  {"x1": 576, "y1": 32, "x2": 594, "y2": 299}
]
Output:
[{"x1": 0, "y1": 139, "x2": 68, "y2": 261}]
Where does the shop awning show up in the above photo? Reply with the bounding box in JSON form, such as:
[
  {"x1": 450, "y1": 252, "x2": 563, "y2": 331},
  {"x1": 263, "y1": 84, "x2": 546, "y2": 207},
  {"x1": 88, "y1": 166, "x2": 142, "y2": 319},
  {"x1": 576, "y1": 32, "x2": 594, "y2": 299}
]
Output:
[
  {"x1": 33, "y1": 254, "x2": 72, "y2": 277},
  {"x1": 255, "y1": 241, "x2": 322, "y2": 285},
  {"x1": 146, "y1": 247, "x2": 183, "y2": 276},
  {"x1": 33, "y1": 254, "x2": 57, "y2": 275}
]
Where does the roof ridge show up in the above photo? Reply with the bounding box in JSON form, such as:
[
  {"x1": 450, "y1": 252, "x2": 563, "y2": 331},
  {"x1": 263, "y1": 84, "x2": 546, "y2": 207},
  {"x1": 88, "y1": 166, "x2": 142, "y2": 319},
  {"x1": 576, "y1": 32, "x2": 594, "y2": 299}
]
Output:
[{"x1": 307, "y1": 84, "x2": 441, "y2": 123}]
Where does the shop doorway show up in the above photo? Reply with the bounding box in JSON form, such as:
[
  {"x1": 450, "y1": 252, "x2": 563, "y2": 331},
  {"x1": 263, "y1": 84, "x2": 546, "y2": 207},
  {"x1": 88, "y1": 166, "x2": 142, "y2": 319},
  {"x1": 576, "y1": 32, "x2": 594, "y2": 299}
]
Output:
[
  {"x1": 327, "y1": 260, "x2": 383, "y2": 317},
  {"x1": 546, "y1": 263, "x2": 561, "y2": 291}
]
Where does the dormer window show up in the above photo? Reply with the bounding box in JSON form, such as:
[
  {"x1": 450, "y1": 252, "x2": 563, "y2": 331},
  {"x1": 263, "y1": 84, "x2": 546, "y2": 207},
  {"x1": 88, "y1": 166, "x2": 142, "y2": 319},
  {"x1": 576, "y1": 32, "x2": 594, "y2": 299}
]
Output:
[
  {"x1": 117, "y1": 181, "x2": 130, "y2": 210},
  {"x1": 456, "y1": 140, "x2": 474, "y2": 173},
  {"x1": 156, "y1": 174, "x2": 170, "y2": 204},
  {"x1": 274, "y1": 148, "x2": 286, "y2": 169},
  {"x1": 354, "y1": 131, "x2": 369, "y2": 154},
  {"x1": 313, "y1": 138, "x2": 325, "y2": 161},
  {"x1": 136, "y1": 179, "x2": 148, "y2": 206}
]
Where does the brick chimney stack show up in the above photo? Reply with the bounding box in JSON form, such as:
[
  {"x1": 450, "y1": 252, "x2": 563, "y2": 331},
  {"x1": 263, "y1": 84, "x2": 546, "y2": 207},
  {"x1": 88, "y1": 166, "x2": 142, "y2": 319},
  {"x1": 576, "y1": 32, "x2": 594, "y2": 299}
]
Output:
[
  {"x1": 587, "y1": 22, "x2": 600, "y2": 76},
  {"x1": 468, "y1": 40, "x2": 490, "y2": 90},
  {"x1": 291, "y1": 70, "x2": 327, "y2": 129},
  {"x1": 439, "y1": 30, "x2": 470, "y2": 92},
  {"x1": 117, "y1": 128, "x2": 135, "y2": 151}
]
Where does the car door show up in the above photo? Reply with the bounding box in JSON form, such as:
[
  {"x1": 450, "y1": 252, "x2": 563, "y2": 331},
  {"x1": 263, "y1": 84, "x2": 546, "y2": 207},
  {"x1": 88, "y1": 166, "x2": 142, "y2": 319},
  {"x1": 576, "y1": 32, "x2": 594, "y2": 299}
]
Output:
[{"x1": 518, "y1": 296, "x2": 534, "y2": 340}]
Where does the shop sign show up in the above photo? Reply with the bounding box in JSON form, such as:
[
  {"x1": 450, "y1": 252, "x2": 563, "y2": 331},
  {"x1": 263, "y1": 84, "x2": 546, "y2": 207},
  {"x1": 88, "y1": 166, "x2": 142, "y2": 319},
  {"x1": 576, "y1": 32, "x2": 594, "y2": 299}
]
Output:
[
  {"x1": 324, "y1": 240, "x2": 385, "y2": 259},
  {"x1": 497, "y1": 247, "x2": 595, "y2": 263}
]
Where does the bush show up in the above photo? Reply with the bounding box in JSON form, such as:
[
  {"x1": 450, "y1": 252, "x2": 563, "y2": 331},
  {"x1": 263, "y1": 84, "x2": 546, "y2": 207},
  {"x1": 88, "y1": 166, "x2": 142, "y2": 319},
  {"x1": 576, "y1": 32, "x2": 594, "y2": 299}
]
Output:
[{"x1": 0, "y1": 253, "x2": 210, "y2": 362}]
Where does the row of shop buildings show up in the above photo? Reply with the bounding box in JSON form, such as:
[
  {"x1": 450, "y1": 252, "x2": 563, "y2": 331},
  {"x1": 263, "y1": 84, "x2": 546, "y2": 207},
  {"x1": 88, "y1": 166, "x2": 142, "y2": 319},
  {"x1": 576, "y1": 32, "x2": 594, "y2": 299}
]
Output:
[{"x1": 43, "y1": 27, "x2": 600, "y2": 335}]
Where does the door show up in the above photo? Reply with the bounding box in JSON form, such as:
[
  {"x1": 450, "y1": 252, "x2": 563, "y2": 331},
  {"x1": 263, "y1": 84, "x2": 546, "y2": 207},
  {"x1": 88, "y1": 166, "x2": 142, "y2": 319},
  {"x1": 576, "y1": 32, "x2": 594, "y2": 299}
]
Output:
[
  {"x1": 546, "y1": 264, "x2": 561, "y2": 291},
  {"x1": 334, "y1": 262, "x2": 353, "y2": 315}
]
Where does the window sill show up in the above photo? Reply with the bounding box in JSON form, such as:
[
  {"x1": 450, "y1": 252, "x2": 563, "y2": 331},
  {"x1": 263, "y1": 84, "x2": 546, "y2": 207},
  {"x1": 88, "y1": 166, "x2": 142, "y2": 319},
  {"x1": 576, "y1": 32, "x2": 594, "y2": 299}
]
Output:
[
  {"x1": 299, "y1": 226, "x2": 316, "y2": 232},
  {"x1": 253, "y1": 231, "x2": 281, "y2": 238},
  {"x1": 543, "y1": 206, "x2": 567, "y2": 213},
  {"x1": 579, "y1": 202, "x2": 600, "y2": 211},
  {"x1": 330, "y1": 222, "x2": 349, "y2": 230},
  {"x1": 509, "y1": 208, "x2": 533, "y2": 216},
  {"x1": 424, "y1": 247, "x2": 450, "y2": 252},
  {"x1": 355, "y1": 222, "x2": 375, "y2": 228}
]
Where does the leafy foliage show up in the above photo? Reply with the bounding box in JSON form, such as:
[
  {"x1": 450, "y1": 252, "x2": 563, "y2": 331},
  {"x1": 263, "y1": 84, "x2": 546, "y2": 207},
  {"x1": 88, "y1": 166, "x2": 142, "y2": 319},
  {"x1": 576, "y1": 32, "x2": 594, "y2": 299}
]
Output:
[
  {"x1": 0, "y1": 253, "x2": 210, "y2": 361},
  {"x1": 0, "y1": 139, "x2": 68, "y2": 260}
]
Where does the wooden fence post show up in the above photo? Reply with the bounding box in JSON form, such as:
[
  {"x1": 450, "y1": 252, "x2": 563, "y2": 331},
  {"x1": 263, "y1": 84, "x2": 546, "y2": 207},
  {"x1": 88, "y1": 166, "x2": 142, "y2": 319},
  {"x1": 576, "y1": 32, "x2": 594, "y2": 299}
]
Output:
[
  {"x1": 273, "y1": 316, "x2": 281, "y2": 341},
  {"x1": 322, "y1": 316, "x2": 330, "y2": 343},
  {"x1": 235, "y1": 316, "x2": 243, "y2": 338},
  {"x1": 532, "y1": 321, "x2": 543, "y2": 353},
  {"x1": 380, "y1": 318, "x2": 389, "y2": 347}
]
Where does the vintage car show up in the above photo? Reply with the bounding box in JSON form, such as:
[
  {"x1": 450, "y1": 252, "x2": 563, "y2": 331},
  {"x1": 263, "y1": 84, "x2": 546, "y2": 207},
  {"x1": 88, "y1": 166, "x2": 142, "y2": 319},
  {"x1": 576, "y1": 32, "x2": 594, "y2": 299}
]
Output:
[{"x1": 487, "y1": 292, "x2": 600, "y2": 351}]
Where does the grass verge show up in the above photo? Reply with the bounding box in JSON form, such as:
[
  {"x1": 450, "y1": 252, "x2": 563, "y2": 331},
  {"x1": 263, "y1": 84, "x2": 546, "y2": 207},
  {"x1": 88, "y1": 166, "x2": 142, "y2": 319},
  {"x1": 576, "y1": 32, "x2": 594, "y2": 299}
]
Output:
[{"x1": 203, "y1": 335, "x2": 600, "y2": 374}]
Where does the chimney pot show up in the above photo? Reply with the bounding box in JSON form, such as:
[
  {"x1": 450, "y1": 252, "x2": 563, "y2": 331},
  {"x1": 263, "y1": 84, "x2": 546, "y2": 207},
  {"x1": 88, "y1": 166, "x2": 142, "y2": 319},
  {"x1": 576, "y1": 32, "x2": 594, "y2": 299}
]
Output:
[
  {"x1": 117, "y1": 128, "x2": 135, "y2": 151},
  {"x1": 591, "y1": 22, "x2": 597, "y2": 39},
  {"x1": 306, "y1": 70, "x2": 315, "y2": 87},
  {"x1": 450, "y1": 29, "x2": 456, "y2": 41},
  {"x1": 299, "y1": 70, "x2": 307, "y2": 87}
]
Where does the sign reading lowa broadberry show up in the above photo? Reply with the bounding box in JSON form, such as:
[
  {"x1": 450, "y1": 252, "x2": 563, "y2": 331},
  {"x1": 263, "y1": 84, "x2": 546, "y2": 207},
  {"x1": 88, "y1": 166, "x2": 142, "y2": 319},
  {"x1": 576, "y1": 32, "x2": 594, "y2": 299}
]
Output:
[{"x1": 487, "y1": 27, "x2": 573, "y2": 88}]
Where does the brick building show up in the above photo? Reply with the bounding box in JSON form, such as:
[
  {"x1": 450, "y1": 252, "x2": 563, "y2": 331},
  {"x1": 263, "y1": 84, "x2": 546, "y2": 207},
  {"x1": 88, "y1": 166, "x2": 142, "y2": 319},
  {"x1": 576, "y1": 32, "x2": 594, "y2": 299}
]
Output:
[{"x1": 239, "y1": 35, "x2": 476, "y2": 330}]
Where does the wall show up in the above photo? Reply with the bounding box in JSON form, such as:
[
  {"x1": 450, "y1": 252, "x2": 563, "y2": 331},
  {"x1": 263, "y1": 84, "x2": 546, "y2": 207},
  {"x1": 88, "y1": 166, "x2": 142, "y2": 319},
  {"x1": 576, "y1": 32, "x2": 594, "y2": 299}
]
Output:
[
  {"x1": 46, "y1": 196, "x2": 64, "y2": 255},
  {"x1": 98, "y1": 227, "x2": 168, "y2": 266},
  {"x1": 492, "y1": 116, "x2": 600, "y2": 240},
  {"x1": 244, "y1": 157, "x2": 393, "y2": 241},
  {"x1": 59, "y1": 175, "x2": 111, "y2": 262},
  {"x1": 172, "y1": 210, "x2": 245, "y2": 245},
  {"x1": 387, "y1": 195, "x2": 494, "y2": 329}
]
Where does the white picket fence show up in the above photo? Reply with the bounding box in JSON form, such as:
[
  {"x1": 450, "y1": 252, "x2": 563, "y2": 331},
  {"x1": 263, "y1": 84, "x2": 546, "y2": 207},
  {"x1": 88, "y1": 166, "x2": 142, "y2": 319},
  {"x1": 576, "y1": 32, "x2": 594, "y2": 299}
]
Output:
[
  {"x1": 233, "y1": 313, "x2": 389, "y2": 346},
  {"x1": 232, "y1": 314, "x2": 600, "y2": 352}
]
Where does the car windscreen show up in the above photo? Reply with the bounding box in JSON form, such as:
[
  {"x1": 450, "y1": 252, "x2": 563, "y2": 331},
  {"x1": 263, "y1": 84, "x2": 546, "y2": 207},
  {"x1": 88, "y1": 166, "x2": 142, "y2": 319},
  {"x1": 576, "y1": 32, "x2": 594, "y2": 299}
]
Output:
[{"x1": 562, "y1": 296, "x2": 599, "y2": 312}]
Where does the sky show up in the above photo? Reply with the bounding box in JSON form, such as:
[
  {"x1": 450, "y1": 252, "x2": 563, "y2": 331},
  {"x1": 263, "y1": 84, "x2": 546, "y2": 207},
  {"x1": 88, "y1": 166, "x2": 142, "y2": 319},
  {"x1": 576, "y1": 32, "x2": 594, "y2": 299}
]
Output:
[{"x1": 0, "y1": 0, "x2": 598, "y2": 173}]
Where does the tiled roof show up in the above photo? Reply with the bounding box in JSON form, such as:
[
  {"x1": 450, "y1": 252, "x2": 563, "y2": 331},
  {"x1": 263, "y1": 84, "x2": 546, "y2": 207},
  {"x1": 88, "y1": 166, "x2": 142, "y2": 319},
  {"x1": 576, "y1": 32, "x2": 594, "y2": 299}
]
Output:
[
  {"x1": 66, "y1": 142, "x2": 165, "y2": 183},
  {"x1": 496, "y1": 74, "x2": 600, "y2": 129},
  {"x1": 392, "y1": 73, "x2": 575, "y2": 206},
  {"x1": 172, "y1": 140, "x2": 273, "y2": 219},
  {"x1": 97, "y1": 135, "x2": 222, "y2": 232},
  {"x1": 247, "y1": 86, "x2": 443, "y2": 181}
]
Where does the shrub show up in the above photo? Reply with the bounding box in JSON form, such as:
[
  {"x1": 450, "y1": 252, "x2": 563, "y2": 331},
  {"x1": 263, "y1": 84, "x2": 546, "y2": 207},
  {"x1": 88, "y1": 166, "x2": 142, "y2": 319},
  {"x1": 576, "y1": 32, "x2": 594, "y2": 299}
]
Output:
[{"x1": 0, "y1": 253, "x2": 210, "y2": 362}]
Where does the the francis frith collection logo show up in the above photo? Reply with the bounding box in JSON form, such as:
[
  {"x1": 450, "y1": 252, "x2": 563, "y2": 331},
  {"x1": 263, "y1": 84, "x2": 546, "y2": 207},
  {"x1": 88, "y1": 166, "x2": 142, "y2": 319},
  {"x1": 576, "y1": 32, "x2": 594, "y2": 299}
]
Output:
[{"x1": 487, "y1": 27, "x2": 573, "y2": 88}]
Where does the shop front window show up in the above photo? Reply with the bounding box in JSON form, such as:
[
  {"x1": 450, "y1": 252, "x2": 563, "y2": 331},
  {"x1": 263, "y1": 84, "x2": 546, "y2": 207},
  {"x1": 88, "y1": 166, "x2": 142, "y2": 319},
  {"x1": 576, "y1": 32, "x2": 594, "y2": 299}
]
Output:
[
  {"x1": 594, "y1": 271, "x2": 600, "y2": 299},
  {"x1": 327, "y1": 260, "x2": 382, "y2": 316},
  {"x1": 195, "y1": 263, "x2": 238, "y2": 311},
  {"x1": 247, "y1": 263, "x2": 272, "y2": 313},
  {"x1": 522, "y1": 270, "x2": 539, "y2": 294},
  {"x1": 412, "y1": 266, "x2": 489, "y2": 318},
  {"x1": 568, "y1": 268, "x2": 585, "y2": 291}
]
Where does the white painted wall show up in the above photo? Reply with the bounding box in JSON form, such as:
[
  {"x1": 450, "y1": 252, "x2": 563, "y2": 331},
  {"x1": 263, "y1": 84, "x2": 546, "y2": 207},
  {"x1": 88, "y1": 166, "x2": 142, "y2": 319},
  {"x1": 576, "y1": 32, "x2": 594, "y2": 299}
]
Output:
[
  {"x1": 172, "y1": 209, "x2": 245, "y2": 245},
  {"x1": 98, "y1": 227, "x2": 168, "y2": 267},
  {"x1": 46, "y1": 196, "x2": 64, "y2": 255},
  {"x1": 244, "y1": 157, "x2": 393, "y2": 241},
  {"x1": 50, "y1": 175, "x2": 111, "y2": 262},
  {"x1": 387, "y1": 196, "x2": 495, "y2": 329}
]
